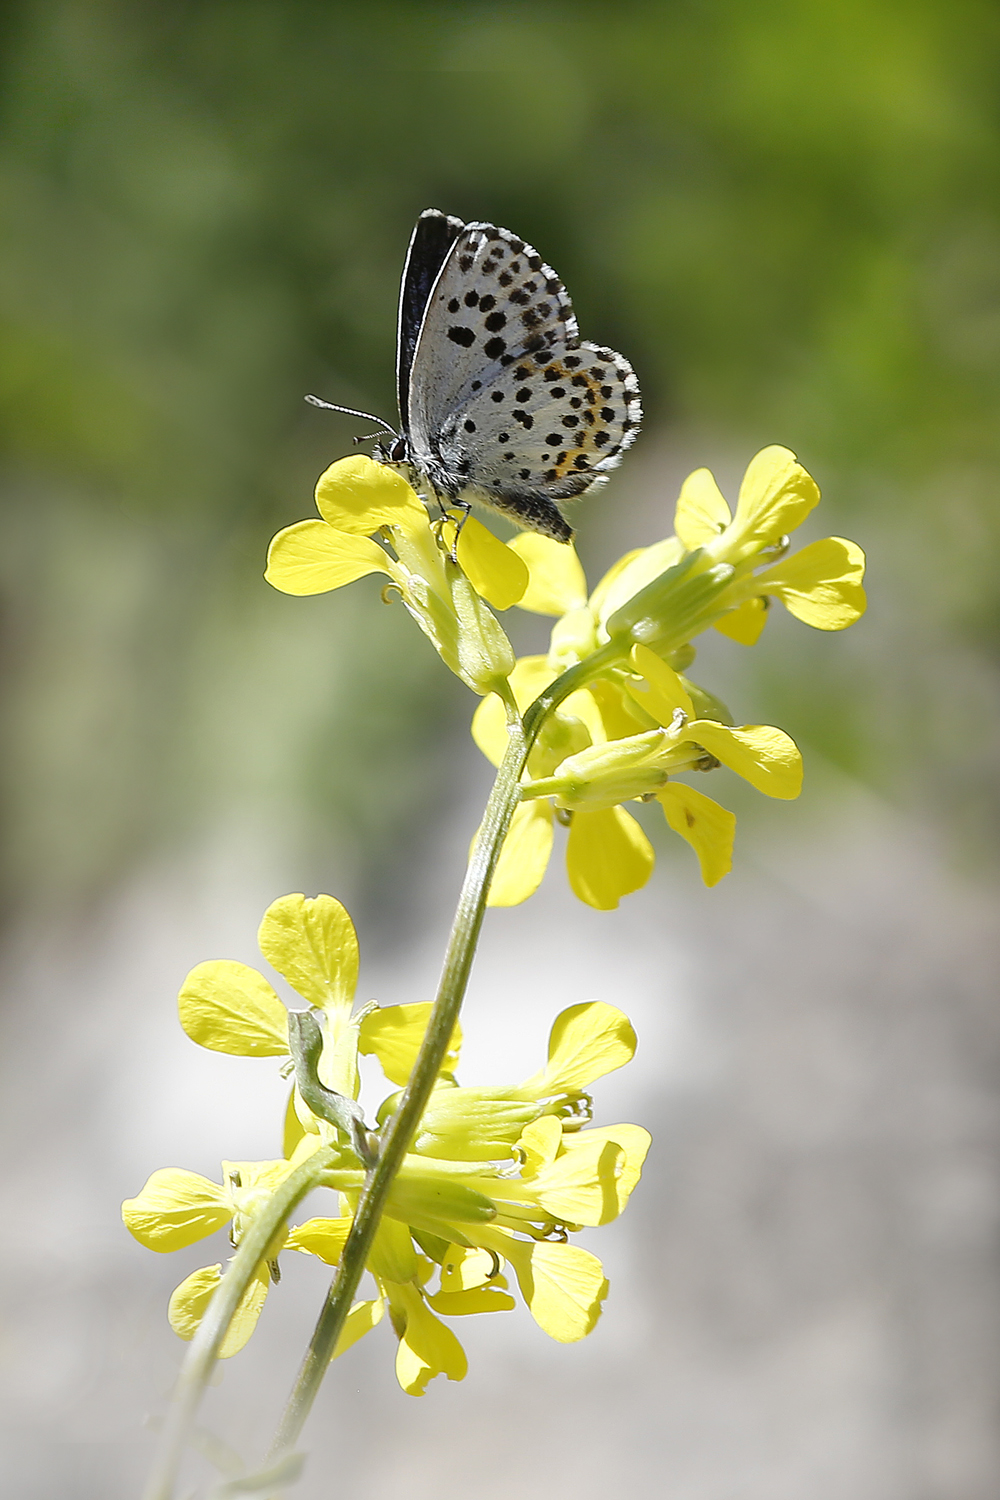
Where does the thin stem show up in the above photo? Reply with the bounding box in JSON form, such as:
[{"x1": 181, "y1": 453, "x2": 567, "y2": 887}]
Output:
[
  {"x1": 141, "y1": 1144, "x2": 339, "y2": 1500},
  {"x1": 268, "y1": 641, "x2": 621, "y2": 1456}
]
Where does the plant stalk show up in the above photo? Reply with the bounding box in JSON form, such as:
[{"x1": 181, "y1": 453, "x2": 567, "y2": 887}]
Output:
[{"x1": 268, "y1": 643, "x2": 620, "y2": 1456}]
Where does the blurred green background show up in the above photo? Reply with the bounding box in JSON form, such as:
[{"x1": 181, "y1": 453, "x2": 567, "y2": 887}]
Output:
[
  {"x1": 2, "y1": 0, "x2": 999, "y2": 917},
  {"x1": 5, "y1": 7, "x2": 1000, "y2": 1497}
]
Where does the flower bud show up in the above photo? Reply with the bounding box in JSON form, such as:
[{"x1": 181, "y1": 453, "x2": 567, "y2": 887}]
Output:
[
  {"x1": 448, "y1": 563, "x2": 516, "y2": 694},
  {"x1": 525, "y1": 727, "x2": 706, "y2": 812},
  {"x1": 411, "y1": 1087, "x2": 545, "y2": 1160}
]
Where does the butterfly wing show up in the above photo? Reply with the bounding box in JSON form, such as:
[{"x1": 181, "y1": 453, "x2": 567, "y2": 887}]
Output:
[
  {"x1": 403, "y1": 220, "x2": 640, "y2": 541},
  {"x1": 396, "y1": 210, "x2": 465, "y2": 428},
  {"x1": 439, "y1": 340, "x2": 642, "y2": 539}
]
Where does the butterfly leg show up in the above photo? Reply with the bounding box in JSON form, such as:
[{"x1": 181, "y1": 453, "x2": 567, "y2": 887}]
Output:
[
  {"x1": 430, "y1": 495, "x2": 472, "y2": 562},
  {"x1": 448, "y1": 499, "x2": 473, "y2": 561}
]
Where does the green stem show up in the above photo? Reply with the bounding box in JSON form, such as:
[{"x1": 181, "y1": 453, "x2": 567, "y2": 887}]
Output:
[
  {"x1": 140, "y1": 1143, "x2": 339, "y2": 1500},
  {"x1": 268, "y1": 641, "x2": 621, "y2": 1457}
]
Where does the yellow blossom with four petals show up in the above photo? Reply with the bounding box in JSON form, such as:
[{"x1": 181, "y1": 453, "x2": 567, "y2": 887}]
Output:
[{"x1": 264, "y1": 455, "x2": 522, "y2": 694}]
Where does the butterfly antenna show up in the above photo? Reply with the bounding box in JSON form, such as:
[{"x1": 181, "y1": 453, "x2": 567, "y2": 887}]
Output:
[{"x1": 304, "y1": 394, "x2": 398, "y2": 438}]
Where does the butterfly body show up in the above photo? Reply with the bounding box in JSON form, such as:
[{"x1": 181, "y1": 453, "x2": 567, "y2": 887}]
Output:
[{"x1": 376, "y1": 210, "x2": 642, "y2": 543}]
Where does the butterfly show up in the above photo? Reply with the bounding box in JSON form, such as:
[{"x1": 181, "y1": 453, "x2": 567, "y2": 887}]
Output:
[{"x1": 310, "y1": 210, "x2": 641, "y2": 543}]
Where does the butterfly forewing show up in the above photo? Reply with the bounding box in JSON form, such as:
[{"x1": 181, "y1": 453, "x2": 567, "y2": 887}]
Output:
[
  {"x1": 407, "y1": 222, "x2": 578, "y2": 438},
  {"x1": 396, "y1": 210, "x2": 465, "y2": 427}
]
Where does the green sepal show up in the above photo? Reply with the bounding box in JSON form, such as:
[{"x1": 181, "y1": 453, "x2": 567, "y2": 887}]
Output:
[
  {"x1": 287, "y1": 1010, "x2": 376, "y2": 1166},
  {"x1": 606, "y1": 552, "x2": 736, "y2": 653},
  {"x1": 411, "y1": 1229, "x2": 451, "y2": 1265}
]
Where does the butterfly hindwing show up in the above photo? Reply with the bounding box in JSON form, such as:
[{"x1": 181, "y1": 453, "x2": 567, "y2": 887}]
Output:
[{"x1": 435, "y1": 341, "x2": 641, "y2": 536}]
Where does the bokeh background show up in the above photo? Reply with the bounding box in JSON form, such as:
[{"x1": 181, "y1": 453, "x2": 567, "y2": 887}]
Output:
[{"x1": 2, "y1": 3, "x2": 999, "y2": 1496}]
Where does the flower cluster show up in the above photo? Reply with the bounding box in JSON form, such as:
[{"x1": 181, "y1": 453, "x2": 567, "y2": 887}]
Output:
[
  {"x1": 267, "y1": 445, "x2": 865, "y2": 910},
  {"x1": 473, "y1": 445, "x2": 865, "y2": 908},
  {"x1": 122, "y1": 895, "x2": 649, "y2": 1395}
]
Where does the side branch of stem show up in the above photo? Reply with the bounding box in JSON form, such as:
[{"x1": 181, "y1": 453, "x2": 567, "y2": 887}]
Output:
[{"x1": 141, "y1": 1144, "x2": 339, "y2": 1500}]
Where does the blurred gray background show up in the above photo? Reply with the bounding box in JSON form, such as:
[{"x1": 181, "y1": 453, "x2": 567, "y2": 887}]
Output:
[{"x1": 1, "y1": 3, "x2": 999, "y2": 1496}]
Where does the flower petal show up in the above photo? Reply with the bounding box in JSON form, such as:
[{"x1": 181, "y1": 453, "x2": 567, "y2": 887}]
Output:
[
  {"x1": 518, "y1": 1114, "x2": 563, "y2": 1174},
  {"x1": 314, "y1": 455, "x2": 427, "y2": 534},
  {"x1": 558, "y1": 1124, "x2": 652, "y2": 1216},
  {"x1": 755, "y1": 537, "x2": 867, "y2": 630},
  {"x1": 492, "y1": 1234, "x2": 608, "y2": 1342},
  {"x1": 674, "y1": 467, "x2": 732, "y2": 549},
  {"x1": 469, "y1": 694, "x2": 507, "y2": 768},
  {"x1": 122, "y1": 1168, "x2": 232, "y2": 1251},
  {"x1": 658, "y1": 783, "x2": 735, "y2": 886},
  {"x1": 486, "y1": 800, "x2": 554, "y2": 907},
  {"x1": 566, "y1": 806, "x2": 655, "y2": 910},
  {"x1": 369, "y1": 1218, "x2": 419, "y2": 1285},
  {"x1": 257, "y1": 894, "x2": 358, "y2": 1015},
  {"x1": 527, "y1": 1135, "x2": 627, "y2": 1225},
  {"x1": 223, "y1": 1156, "x2": 297, "y2": 1198},
  {"x1": 167, "y1": 1262, "x2": 270, "y2": 1358},
  {"x1": 439, "y1": 1245, "x2": 503, "y2": 1293},
  {"x1": 455, "y1": 516, "x2": 529, "y2": 610},
  {"x1": 387, "y1": 1282, "x2": 468, "y2": 1395},
  {"x1": 531, "y1": 1001, "x2": 637, "y2": 1095},
  {"x1": 286, "y1": 1216, "x2": 353, "y2": 1265},
  {"x1": 507, "y1": 533, "x2": 588, "y2": 615},
  {"x1": 427, "y1": 1286, "x2": 516, "y2": 1315},
  {"x1": 714, "y1": 596, "x2": 769, "y2": 645},
  {"x1": 581, "y1": 679, "x2": 651, "y2": 741},
  {"x1": 283, "y1": 1086, "x2": 309, "y2": 1159},
  {"x1": 359, "y1": 1002, "x2": 462, "y2": 1085},
  {"x1": 628, "y1": 644, "x2": 695, "y2": 721},
  {"x1": 730, "y1": 446, "x2": 820, "y2": 551},
  {"x1": 178, "y1": 961, "x2": 288, "y2": 1057},
  {"x1": 683, "y1": 721, "x2": 803, "y2": 799},
  {"x1": 507, "y1": 655, "x2": 559, "y2": 713},
  {"x1": 265, "y1": 520, "x2": 390, "y2": 595},
  {"x1": 331, "y1": 1298, "x2": 384, "y2": 1360}
]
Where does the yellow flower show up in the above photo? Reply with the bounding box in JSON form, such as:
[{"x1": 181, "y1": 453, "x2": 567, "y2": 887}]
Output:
[
  {"x1": 672, "y1": 446, "x2": 867, "y2": 643},
  {"x1": 177, "y1": 893, "x2": 461, "y2": 1138},
  {"x1": 264, "y1": 455, "x2": 520, "y2": 693},
  {"x1": 405, "y1": 999, "x2": 637, "y2": 1160},
  {"x1": 507, "y1": 446, "x2": 863, "y2": 658},
  {"x1": 122, "y1": 1156, "x2": 299, "y2": 1357},
  {"x1": 290, "y1": 1066, "x2": 649, "y2": 1388}
]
